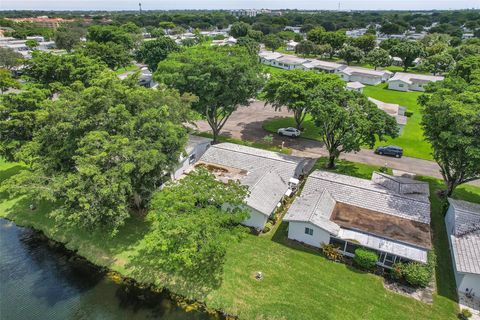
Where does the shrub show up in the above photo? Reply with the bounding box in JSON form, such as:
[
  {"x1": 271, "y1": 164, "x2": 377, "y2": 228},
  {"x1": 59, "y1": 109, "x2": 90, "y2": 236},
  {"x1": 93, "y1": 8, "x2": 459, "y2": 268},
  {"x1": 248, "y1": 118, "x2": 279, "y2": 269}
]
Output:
[
  {"x1": 405, "y1": 111, "x2": 414, "y2": 117},
  {"x1": 263, "y1": 222, "x2": 273, "y2": 233},
  {"x1": 391, "y1": 262, "x2": 404, "y2": 280},
  {"x1": 354, "y1": 248, "x2": 378, "y2": 270},
  {"x1": 459, "y1": 308, "x2": 472, "y2": 320},
  {"x1": 402, "y1": 262, "x2": 431, "y2": 287},
  {"x1": 321, "y1": 243, "x2": 343, "y2": 262}
]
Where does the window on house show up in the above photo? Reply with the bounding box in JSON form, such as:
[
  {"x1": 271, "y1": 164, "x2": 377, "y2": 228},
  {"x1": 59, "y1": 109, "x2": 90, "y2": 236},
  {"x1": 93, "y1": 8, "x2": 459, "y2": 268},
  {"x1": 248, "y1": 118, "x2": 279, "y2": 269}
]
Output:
[
  {"x1": 304, "y1": 227, "x2": 313, "y2": 236},
  {"x1": 188, "y1": 154, "x2": 196, "y2": 164},
  {"x1": 345, "y1": 242, "x2": 359, "y2": 254},
  {"x1": 399, "y1": 84, "x2": 404, "y2": 87},
  {"x1": 384, "y1": 253, "x2": 396, "y2": 267}
]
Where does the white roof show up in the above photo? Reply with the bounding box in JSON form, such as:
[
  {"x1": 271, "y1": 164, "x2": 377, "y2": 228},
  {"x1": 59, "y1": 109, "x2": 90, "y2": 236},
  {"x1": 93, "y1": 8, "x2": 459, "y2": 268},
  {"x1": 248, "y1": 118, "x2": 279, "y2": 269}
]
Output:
[
  {"x1": 346, "y1": 81, "x2": 365, "y2": 89},
  {"x1": 340, "y1": 66, "x2": 393, "y2": 77},
  {"x1": 276, "y1": 55, "x2": 309, "y2": 65},
  {"x1": 389, "y1": 72, "x2": 444, "y2": 84},
  {"x1": 303, "y1": 59, "x2": 344, "y2": 71},
  {"x1": 368, "y1": 97, "x2": 407, "y2": 126},
  {"x1": 338, "y1": 229, "x2": 428, "y2": 263},
  {"x1": 448, "y1": 198, "x2": 480, "y2": 274},
  {"x1": 259, "y1": 51, "x2": 284, "y2": 60},
  {"x1": 185, "y1": 135, "x2": 211, "y2": 155},
  {"x1": 199, "y1": 143, "x2": 308, "y2": 216}
]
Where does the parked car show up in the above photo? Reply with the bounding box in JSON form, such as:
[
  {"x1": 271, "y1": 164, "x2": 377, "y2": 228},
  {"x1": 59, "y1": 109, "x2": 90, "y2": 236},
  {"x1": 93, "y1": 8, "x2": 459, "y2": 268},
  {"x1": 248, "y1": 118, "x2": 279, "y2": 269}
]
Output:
[
  {"x1": 375, "y1": 145, "x2": 403, "y2": 158},
  {"x1": 277, "y1": 127, "x2": 301, "y2": 137}
]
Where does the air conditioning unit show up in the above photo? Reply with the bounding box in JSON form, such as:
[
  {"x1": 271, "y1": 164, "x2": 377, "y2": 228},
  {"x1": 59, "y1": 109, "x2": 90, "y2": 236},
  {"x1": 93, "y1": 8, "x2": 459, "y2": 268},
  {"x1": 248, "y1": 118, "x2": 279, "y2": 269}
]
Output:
[{"x1": 285, "y1": 178, "x2": 300, "y2": 197}]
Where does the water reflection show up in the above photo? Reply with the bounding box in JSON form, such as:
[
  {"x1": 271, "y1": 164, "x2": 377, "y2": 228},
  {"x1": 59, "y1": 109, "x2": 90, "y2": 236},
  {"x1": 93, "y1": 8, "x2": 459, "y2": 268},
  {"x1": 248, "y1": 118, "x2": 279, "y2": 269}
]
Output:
[{"x1": 0, "y1": 219, "x2": 215, "y2": 320}]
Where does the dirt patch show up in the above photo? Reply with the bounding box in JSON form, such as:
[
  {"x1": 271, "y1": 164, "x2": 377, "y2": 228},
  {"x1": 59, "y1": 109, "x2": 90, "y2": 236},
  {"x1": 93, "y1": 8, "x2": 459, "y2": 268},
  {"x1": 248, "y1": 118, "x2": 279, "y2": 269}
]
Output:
[
  {"x1": 331, "y1": 202, "x2": 432, "y2": 249},
  {"x1": 383, "y1": 278, "x2": 434, "y2": 304}
]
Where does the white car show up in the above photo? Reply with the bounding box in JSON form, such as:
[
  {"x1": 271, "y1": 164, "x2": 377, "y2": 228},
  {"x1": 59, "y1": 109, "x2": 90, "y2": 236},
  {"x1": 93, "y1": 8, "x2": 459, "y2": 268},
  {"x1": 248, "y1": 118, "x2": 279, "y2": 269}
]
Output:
[{"x1": 277, "y1": 127, "x2": 301, "y2": 137}]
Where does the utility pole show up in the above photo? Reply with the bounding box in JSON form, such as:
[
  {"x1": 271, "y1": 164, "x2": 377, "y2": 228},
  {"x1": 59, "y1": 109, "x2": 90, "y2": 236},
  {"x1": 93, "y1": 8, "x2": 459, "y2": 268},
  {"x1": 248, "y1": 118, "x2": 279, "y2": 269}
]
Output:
[{"x1": 139, "y1": 2, "x2": 142, "y2": 14}]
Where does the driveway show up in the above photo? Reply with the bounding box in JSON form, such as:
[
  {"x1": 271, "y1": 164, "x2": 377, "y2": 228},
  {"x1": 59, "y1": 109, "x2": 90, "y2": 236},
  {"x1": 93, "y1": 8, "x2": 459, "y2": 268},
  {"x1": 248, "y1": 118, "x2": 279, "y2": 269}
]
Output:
[{"x1": 196, "y1": 101, "x2": 480, "y2": 186}]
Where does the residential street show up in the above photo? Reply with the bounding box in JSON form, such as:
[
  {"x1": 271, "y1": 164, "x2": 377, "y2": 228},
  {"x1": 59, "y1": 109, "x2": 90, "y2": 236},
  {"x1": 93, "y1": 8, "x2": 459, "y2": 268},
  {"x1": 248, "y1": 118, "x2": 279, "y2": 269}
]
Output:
[{"x1": 196, "y1": 101, "x2": 480, "y2": 186}]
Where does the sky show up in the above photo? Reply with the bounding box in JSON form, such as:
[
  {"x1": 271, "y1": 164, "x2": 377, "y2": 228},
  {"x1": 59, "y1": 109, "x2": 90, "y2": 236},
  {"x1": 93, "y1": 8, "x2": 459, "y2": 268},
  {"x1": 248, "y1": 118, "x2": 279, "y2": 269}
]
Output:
[{"x1": 1, "y1": 0, "x2": 479, "y2": 11}]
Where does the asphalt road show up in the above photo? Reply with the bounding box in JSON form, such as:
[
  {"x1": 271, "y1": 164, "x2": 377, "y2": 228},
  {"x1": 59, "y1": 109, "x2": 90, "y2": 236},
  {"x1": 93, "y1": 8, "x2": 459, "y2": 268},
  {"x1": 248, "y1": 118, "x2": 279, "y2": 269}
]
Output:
[{"x1": 196, "y1": 101, "x2": 480, "y2": 187}]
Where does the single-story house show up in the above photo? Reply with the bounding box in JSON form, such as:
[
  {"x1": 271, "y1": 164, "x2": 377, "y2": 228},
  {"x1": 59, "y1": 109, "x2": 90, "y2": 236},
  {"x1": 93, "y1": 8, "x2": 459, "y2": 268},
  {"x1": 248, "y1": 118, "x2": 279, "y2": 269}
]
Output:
[
  {"x1": 274, "y1": 55, "x2": 309, "y2": 70},
  {"x1": 302, "y1": 60, "x2": 345, "y2": 74},
  {"x1": 445, "y1": 198, "x2": 480, "y2": 297},
  {"x1": 346, "y1": 81, "x2": 365, "y2": 93},
  {"x1": 336, "y1": 66, "x2": 393, "y2": 85},
  {"x1": 368, "y1": 97, "x2": 407, "y2": 133},
  {"x1": 259, "y1": 51, "x2": 284, "y2": 66},
  {"x1": 172, "y1": 135, "x2": 212, "y2": 180},
  {"x1": 392, "y1": 56, "x2": 403, "y2": 66},
  {"x1": 195, "y1": 143, "x2": 310, "y2": 230},
  {"x1": 286, "y1": 40, "x2": 299, "y2": 51},
  {"x1": 388, "y1": 72, "x2": 444, "y2": 92},
  {"x1": 211, "y1": 36, "x2": 237, "y2": 46},
  {"x1": 284, "y1": 171, "x2": 432, "y2": 268}
]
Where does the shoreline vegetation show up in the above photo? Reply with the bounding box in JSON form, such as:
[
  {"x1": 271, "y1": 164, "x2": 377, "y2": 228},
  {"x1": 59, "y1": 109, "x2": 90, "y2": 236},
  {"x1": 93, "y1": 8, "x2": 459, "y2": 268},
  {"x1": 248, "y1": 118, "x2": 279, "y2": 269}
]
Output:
[{"x1": 2, "y1": 156, "x2": 480, "y2": 320}]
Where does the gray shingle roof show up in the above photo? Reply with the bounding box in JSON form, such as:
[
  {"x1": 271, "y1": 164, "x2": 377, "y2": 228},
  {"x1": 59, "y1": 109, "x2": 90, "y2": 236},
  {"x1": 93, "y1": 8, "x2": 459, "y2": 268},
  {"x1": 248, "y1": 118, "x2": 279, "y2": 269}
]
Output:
[
  {"x1": 284, "y1": 170, "x2": 432, "y2": 258},
  {"x1": 185, "y1": 135, "x2": 212, "y2": 155},
  {"x1": 199, "y1": 143, "x2": 307, "y2": 216},
  {"x1": 448, "y1": 198, "x2": 480, "y2": 274}
]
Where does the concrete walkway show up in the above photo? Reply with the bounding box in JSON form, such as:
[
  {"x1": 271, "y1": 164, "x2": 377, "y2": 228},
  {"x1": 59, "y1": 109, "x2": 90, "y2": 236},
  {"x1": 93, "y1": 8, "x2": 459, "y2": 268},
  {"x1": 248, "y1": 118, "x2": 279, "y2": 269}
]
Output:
[{"x1": 195, "y1": 101, "x2": 479, "y2": 186}]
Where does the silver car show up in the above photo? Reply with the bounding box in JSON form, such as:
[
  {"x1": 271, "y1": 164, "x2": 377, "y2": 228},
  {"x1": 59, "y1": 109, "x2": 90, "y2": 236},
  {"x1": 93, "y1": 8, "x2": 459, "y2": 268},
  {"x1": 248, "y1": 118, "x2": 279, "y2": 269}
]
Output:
[{"x1": 277, "y1": 127, "x2": 301, "y2": 137}]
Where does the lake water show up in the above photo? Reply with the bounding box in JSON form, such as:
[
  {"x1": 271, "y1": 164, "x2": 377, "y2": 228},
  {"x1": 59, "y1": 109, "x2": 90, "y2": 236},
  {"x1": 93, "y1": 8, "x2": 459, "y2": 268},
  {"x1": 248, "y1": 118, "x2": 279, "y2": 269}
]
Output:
[{"x1": 0, "y1": 218, "x2": 215, "y2": 320}]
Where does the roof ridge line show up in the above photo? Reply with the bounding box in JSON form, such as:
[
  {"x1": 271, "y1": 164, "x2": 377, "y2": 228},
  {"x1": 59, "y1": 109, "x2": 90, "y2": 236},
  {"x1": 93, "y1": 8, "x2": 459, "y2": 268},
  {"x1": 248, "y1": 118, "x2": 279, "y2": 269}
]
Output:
[
  {"x1": 212, "y1": 143, "x2": 300, "y2": 166},
  {"x1": 309, "y1": 171, "x2": 430, "y2": 205}
]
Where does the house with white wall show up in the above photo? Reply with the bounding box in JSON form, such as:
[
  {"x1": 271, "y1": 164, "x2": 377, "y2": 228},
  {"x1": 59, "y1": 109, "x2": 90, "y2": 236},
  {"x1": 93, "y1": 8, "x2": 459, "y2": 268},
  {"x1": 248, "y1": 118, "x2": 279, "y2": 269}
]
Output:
[
  {"x1": 284, "y1": 171, "x2": 432, "y2": 268},
  {"x1": 172, "y1": 135, "x2": 212, "y2": 180},
  {"x1": 259, "y1": 51, "x2": 284, "y2": 66},
  {"x1": 195, "y1": 143, "x2": 310, "y2": 230},
  {"x1": 346, "y1": 81, "x2": 365, "y2": 93},
  {"x1": 368, "y1": 97, "x2": 407, "y2": 134},
  {"x1": 445, "y1": 198, "x2": 480, "y2": 301},
  {"x1": 286, "y1": 40, "x2": 299, "y2": 51},
  {"x1": 302, "y1": 60, "x2": 345, "y2": 73},
  {"x1": 388, "y1": 72, "x2": 444, "y2": 92},
  {"x1": 336, "y1": 66, "x2": 393, "y2": 85}
]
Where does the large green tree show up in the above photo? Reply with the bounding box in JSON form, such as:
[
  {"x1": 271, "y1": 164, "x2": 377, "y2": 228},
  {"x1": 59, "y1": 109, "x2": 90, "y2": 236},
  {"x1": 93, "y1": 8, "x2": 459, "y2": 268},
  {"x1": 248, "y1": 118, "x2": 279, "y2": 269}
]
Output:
[
  {"x1": 338, "y1": 45, "x2": 364, "y2": 65},
  {"x1": 2, "y1": 74, "x2": 195, "y2": 234},
  {"x1": 229, "y1": 21, "x2": 251, "y2": 38},
  {"x1": 390, "y1": 41, "x2": 424, "y2": 71},
  {"x1": 263, "y1": 34, "x2": 283, "y2": 52},
  {"x1": 54, "y1": 27, "x2": 85, "y2": 52},
  {"x1": 24, "y1": 51, "x2": 108, "y2": 87},
  {"x1": 310, "y1": 88, "x2": 399, "y2": 168},
  {"x1": 0, "y1": 47, "x2": 23, "y2": 70},
  {"x1": 0, "y1": 68, "x2": 20, "y2": 94},
  {"x1": 155, "y1": 46, "x2": 264, "y2": 143},
  {"x1": 364, "y1": 48, "x2": 392, "y2": 70},
  {"x1": 87, "y1": 24, "x2": 138, "y2": 50},
  {"x1": 136, "y1": 37, "x2": 181, "y2": 71},
  {"x1": 129, "y1": 168, "x2": 249, "y2": 292},
  {"x1": 0, "y1": 87, "x2": 49, "y2": 161},
  {"x1": 263, "y1": 70, "x2": 343, "y2": 130},
  {"x1": 419, "y1": 75, "x2": 480, "y2": 196},
  {"x1": 82, "y1": 41, "x2": 131, "y2": 70},
  {"x1": 422, "y1": 53, "x2": 455, "y2": 75}
]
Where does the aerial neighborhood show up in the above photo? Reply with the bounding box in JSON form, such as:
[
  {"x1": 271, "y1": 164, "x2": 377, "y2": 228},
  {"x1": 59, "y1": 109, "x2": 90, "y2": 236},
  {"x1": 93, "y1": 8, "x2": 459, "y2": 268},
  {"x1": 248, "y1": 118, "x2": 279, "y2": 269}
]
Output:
[{"x1": 0, "y1": 5, "x2": 479, "y2": 320}]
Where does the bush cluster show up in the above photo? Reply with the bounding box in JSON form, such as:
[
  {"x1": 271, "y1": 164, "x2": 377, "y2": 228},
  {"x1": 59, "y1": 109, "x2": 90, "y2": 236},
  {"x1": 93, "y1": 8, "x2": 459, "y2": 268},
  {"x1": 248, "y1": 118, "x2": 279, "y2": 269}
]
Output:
[
  {"x1": 354, "y1": 248, "x2": 378, "y2": 270},
  {"x1": 390, "y1": 252, "x2": 436, "y2": 287},
  {"x1": 321, "y1": 243, "x2": 343, "y2": 262}
]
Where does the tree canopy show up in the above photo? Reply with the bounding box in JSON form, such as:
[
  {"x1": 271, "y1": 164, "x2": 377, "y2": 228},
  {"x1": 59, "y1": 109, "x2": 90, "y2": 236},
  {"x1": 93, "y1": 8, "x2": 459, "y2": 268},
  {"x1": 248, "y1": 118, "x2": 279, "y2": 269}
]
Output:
[
  {"x1": 0, "y1": 47, "x2": 23, "y2": 70},
  {"x1": 136, "y1": 36, "x2": 181, "y2": 71},
  {"x1": 155, "y1": 46, "x2": 264, "y2": 142},
  {"x1": 2, "y1": 74, "x2": 195, "y2": 234},
  {"x1": 82, "y1": 41, "x2": 131, "y2": 70},
  {"x1": 262, "y1": 70, "x2": 343, "y2": 129},
  {"x1": 419, "y1": 73, "x2": 480, "y2": 196},
  {"x1": 310, "y1": 87, "x2": 399, "y2": 168},
  {"x1": 390, "y1": 41, "x2": 425, "y2": 71},
  {"x1": 129, "y1": 168, "x2": 249, "y2": 293},
  {"x1": 364, "y1": 48, "x2": 392, "y2": 70}
]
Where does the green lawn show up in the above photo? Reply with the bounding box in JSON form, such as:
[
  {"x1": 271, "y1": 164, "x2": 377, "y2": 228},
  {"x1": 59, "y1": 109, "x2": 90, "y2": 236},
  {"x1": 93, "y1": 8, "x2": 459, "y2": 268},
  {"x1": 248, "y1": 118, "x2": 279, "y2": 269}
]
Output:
[
  {"x1": 263, "y1": 83, "x2": 433, "y2": 160},
  {"x1": 114, "y1": 64, "x2": 139, "y2": 75},
  {"x1": 2, "y1": 157, "x2": 478, "y2": 319}
]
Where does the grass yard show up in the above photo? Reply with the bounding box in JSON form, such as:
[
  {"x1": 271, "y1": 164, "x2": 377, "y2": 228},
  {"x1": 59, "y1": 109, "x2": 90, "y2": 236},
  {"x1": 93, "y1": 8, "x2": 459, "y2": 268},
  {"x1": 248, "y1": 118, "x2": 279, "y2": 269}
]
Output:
[
  {"x1": 2, "y1": 157, "x2": 478, "y2": 319},
  {"x1": 263, "y1": 83, "x2": 433, "y2": 160},
  {"x1": 114, "y1": 64, "x2": 139, "y2": 75}
]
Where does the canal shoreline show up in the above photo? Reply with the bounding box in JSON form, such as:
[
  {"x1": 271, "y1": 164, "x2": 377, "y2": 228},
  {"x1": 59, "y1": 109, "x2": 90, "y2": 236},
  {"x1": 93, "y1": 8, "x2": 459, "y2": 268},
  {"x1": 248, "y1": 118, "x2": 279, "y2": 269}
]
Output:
[{"x1": 1, "y1": 216, "x2": 238, "y2": 320}]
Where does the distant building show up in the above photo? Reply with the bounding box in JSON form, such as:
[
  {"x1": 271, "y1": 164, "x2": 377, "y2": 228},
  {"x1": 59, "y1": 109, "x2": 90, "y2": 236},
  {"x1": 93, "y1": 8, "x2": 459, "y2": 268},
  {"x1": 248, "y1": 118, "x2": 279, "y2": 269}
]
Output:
[
  {"x1": 346, "y1": 81, "x2": 365, "y2": 93},
  {"x1": 388, "y1": 72, "x2": 444, "y2": 92},
  {"x1": 337, "y1": 66, "x2": 393, "y2": 85},
  {"x1": 286, "y1": 40, "x2": 299, "y2": 51},
  {"x1": 6, "y1": 16, "x2": 75, "y2": 29},
  {"x1": 230, "y1": 9, "x2": 258, "y2": 18},
  {"x1": 368, "y1": 97, "x2": 407, "y2": 133}
]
